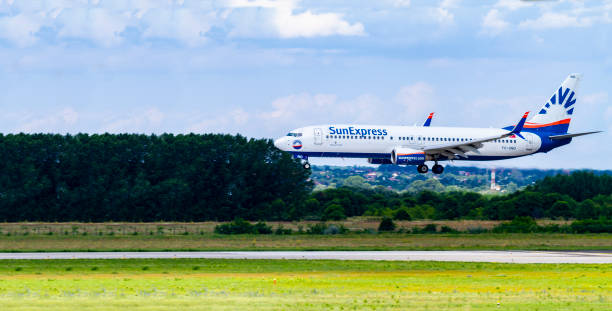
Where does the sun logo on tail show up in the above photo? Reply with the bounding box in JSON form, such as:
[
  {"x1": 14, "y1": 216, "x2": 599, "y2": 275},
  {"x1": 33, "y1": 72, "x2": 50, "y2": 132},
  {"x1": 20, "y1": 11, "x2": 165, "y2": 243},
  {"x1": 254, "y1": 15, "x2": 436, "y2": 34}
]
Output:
[{"x1": 539, "y1": 87, "x2": 576, "y2": 116}]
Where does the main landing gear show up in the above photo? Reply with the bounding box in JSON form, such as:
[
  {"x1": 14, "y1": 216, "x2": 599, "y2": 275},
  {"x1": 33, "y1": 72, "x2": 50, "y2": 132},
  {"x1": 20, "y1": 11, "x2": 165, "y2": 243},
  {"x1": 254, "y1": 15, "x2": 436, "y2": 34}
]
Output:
[
  {"x1": 432, "y1": 163, "x2": 444, "y2": 174},
  {"x1": 417, "y1": 163, "x2": 444, "y2": 174}
]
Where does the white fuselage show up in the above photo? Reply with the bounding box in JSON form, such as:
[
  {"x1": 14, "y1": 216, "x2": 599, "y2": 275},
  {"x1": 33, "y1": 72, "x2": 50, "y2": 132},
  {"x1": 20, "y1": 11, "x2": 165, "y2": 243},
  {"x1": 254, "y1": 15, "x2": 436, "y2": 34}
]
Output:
[{"x1": 274, "y1": 124, "x2": 542, "y2": 161}]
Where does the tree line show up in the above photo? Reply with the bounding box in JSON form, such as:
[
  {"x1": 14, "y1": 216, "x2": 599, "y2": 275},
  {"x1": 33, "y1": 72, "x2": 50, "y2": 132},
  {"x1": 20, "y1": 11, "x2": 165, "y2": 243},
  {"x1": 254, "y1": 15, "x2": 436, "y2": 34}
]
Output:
[
  {"x1": 0, "y1": 134, "x2": 610, "y2": 222},
  {"x1": 308, "y1": 171, "x2": 611, "y2": 221},
  {"x1": 0, "y1": 133, "x2": 311, "y2": 222}
]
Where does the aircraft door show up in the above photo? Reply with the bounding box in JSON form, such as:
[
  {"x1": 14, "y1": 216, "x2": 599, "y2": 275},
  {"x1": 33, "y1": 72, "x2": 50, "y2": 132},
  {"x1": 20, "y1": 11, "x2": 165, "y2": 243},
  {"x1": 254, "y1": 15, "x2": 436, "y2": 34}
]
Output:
[
  {"x1": 526, "y1": 134, "x2": 534, "y2": 151},
  {"x1": 314, "y1": 128, "x2": 323, "y2": 145},
  {"x1": 417, "y1": 135, "x2": 424, "y2": 146}
]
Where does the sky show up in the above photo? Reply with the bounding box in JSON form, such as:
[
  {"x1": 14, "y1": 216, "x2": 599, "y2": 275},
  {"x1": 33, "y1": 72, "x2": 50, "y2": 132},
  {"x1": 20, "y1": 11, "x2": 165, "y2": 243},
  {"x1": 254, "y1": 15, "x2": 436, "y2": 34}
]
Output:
[{"x1": 0, "y1": 0, "x2": 610, "y2": 169}]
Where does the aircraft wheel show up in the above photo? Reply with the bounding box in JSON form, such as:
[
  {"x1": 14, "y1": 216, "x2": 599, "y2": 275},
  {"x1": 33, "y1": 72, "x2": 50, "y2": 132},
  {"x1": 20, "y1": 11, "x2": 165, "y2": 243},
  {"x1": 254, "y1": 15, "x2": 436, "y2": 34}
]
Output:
[
  {"x1": 303, "y1": 162, "x2": 311, "y2": 169},
  {"x1": 417, "y1": 164, "x2": 428, "y2": 174},
  {"x1": 432, "y1": 164, "x2": 444, "y2": 174}
]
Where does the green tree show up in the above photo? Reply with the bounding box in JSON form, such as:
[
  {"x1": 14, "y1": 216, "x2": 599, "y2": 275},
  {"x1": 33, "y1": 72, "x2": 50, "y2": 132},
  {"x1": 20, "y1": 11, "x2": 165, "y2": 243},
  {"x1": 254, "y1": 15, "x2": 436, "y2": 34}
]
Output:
[
  {"x1": 378, "y1": 217, "x2": 396, "y2": 232},
  {"x1": 393, "y1": 207, "x2": 412, "y2": 220},
  {"x1": 322, "y1": 204, "x2": 346, "y2": 221}
]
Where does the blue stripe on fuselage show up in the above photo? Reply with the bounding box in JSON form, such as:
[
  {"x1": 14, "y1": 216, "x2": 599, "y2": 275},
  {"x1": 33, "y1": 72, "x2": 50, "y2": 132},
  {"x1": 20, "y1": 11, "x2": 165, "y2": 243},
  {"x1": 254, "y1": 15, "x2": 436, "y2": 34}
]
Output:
[{"x1": 291, "y1": 151, "x2": 531, "y2": 162}]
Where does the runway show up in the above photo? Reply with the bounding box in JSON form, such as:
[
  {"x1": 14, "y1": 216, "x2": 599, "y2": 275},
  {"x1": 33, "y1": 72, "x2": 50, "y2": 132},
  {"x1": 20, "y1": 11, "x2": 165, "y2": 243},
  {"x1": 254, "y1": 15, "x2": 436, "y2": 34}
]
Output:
[{"x1": 1, "y1": 251, "x2": 611, "y2": 263}]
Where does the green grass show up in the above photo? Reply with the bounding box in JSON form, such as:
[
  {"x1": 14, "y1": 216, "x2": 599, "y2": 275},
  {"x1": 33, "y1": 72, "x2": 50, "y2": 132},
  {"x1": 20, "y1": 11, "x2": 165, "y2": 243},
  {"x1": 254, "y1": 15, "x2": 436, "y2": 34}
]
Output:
[
  {"x1": 0, "y1": 259, "x2": 610, "y2": 310},
  {"x1": 0, "y1": 233, "x2": 610, "y2": 252}
]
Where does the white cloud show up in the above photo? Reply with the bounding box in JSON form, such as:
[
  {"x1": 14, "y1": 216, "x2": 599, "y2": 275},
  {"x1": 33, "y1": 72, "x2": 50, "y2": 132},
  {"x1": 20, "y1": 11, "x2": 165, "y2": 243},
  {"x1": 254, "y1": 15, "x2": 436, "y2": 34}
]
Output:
[
  {"x1": 429, "y1": 0, "x2": 459, "y2": 25},
  {"x1": 481, "y1": 9, "x2": 508, "y2": 36},
  {"x1": 15, "y1": 107, "x2": 79, "y2": 133},
  {"x1": 583, "y1": 92, "x2": 608, "y2": 106},
  {"x1": 391, "y1": 0, "x2": 411, "y2": 8},
  {"x1": 57, "y1": 8, "x2": 130, "y2": 47},
  {"x1": 259, "y1": 93, "x2": 337, "y2": 120},
  {"x1": 519, "y1": 12, "x2": 592, "y2": 30},
  {"x1": 141, "y1": 8, "x2": 215, "y2": 47},
  {"x1": 394, "y1": 82, "x2": 436, "y2": 117},
  {"x1": 495, "y1": 0, "x2": 532, "y2": 11},
  {"x1": 227, "y1": 0, "x2": 365, "y2": 38},
  {"x1": 0, "y1": 14, "x2": 43, "y2": 47},
  {"x1": 100, "y1": 107, "x2": 164, "y2": 133},
  {"x1": 256, "y1": 82, "x2": 436, "y2": 132},
  {"x1": 186, "y1": 108, "x2": 250, "y2": 134},
  {"x1": 0, "y1": 0, "x2": 364, "y2": 47}
]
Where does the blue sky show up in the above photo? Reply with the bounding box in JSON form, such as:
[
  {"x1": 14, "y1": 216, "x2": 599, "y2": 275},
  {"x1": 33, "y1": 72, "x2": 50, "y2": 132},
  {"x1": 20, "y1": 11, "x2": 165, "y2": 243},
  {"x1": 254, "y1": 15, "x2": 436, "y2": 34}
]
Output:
[{"x1": 0, "y1": 0, "x2": 610, "y2": 169}]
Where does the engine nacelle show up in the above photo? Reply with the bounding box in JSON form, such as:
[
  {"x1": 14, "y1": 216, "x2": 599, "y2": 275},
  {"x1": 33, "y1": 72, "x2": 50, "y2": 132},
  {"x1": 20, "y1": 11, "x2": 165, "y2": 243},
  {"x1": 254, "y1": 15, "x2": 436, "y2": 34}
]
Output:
[
  {"x1": 368, "y1": 158, "x2": 393, "y2": 165},
  {"x1": 391, "y1": 147, "x2": 425, "y2": 165}
]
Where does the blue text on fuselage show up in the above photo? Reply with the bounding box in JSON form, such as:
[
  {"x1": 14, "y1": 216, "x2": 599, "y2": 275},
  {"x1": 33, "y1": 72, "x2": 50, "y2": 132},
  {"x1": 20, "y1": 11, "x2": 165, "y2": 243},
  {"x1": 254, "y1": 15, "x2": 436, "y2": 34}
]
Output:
[{"x1": 329, "y1": 126, "x2": 388, "y2": 136}]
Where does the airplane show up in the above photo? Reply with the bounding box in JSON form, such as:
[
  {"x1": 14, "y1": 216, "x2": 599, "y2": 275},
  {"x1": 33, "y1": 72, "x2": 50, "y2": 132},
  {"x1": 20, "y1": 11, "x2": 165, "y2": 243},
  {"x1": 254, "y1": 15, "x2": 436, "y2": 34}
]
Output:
[{"x1": 274, "y1": 74, "x2": 601, "y2": 173}]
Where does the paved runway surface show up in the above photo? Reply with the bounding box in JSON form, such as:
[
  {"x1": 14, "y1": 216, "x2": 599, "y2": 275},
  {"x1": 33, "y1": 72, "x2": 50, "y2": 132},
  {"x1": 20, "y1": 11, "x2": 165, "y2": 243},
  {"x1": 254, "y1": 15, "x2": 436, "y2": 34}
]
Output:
[{"x1": 1, "y1": 251, "x2": 611, "y2": 263}]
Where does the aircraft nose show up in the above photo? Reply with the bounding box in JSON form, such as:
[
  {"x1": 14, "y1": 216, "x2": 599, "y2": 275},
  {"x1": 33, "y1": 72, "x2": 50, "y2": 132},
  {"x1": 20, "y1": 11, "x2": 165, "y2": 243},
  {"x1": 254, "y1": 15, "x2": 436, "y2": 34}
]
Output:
[{"x1": 274, "y1": 138, "x2": 284, "y2": 149}]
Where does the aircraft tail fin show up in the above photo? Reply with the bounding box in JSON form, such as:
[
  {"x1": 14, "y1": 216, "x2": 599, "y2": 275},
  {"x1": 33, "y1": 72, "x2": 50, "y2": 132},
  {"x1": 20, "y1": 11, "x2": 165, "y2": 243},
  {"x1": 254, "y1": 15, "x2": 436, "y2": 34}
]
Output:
[
  {"x1": 525, "y1": 73, "x2": 581, "y2": 134},
  {"x1": 423, "y1": 112, "x2": 434, "y2": 127}
]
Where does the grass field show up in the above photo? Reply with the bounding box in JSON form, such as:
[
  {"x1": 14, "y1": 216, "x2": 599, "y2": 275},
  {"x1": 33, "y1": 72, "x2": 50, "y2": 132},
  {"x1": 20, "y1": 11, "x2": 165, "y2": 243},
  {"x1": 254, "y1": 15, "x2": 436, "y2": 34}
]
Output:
[
  {"x1": 0, "y1": 259, "x2": 610, "y2": 310},
  {"x1": 0, "y1": 233, "x2": 610, "y2": 252}
]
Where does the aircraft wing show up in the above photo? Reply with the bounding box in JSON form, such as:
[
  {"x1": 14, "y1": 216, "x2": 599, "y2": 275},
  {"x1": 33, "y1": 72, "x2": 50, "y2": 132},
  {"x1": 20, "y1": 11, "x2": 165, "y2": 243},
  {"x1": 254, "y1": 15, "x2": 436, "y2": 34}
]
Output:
[{"x1": 422, "y1": 112, "x2": 529, "y2": 159}]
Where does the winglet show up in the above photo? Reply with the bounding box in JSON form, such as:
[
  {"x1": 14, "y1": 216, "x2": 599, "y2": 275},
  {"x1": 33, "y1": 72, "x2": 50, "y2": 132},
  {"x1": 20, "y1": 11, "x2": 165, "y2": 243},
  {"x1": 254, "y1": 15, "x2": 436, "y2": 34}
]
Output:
[
  {"x1": 423, "y1": 112, "x2": 434, "y2": 127},
  {"x1": 510, "y1": 111, "x2": 529, "y2": 139}
]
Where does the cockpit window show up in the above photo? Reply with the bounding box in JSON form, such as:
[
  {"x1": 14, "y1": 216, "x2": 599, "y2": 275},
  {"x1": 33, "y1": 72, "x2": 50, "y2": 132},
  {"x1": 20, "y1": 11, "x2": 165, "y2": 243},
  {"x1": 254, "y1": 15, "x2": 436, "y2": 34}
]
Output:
[{"x1": 287, "y1": 133, "x2": 302, "y2": 137}]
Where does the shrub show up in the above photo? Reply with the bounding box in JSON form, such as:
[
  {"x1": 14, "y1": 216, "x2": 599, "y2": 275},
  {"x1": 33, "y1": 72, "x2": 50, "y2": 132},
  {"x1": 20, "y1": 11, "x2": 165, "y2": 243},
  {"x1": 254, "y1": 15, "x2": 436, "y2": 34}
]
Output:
[
  {"x1": 323, "y1": 224, "x2": 342, "y2": 235},
  {"x1": 411, "y1": 224, "x2": 438, "y2": 234},
  {"x1": 378, "y1": 217, "x2": 396, "y2": 232},
  {"x1": 466, "y1": 227, "x2": 489, "y2": 234},
  {"x1": 493, "y1": 216, "x2": 539, "y2": 233},
  {"x1": 214, "y1": 218, "x2": 272, "y2": 234},
  {"x1": 393, "y1": 208, "x2": 412, "y2": 220},
  {"x1": 306, "y1": 223, "x2": 328, "y2": 234},
  {"x1": 306, "y1": 223, "x2": 347, "y2": 235},
  {"x1": 570, "y1": 219, "x2": 612, "y2": 233},
  {"x1": 274, "y1": 225, "x2": 292, "y2": 235},
  {"x1": 439, "y1": 225, "x2": 457, "y2": 233},
  {"x1": 253, "y1": 222, "x2": 273, "y2": 234}
]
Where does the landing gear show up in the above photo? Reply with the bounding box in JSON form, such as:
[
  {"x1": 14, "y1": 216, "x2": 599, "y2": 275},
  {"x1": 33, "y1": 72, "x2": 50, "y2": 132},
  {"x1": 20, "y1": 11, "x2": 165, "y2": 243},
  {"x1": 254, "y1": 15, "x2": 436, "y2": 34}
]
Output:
[
  {"x1": 303, "y1": 162, "x2": 311, "y2": 169},
  {"x1": 417, "y1": 164, "x2": 428, "y2": 174},
  {"x1": 432, "y1": 164, "x2": 444, "y2": 174}
]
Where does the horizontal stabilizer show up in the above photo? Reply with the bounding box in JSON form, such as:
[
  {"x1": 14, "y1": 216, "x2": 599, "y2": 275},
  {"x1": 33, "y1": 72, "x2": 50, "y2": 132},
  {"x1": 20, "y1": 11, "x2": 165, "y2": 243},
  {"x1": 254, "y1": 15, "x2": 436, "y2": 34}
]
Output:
[{"x1": 549, "y1": 131, "x2": 602, "y2": 140}]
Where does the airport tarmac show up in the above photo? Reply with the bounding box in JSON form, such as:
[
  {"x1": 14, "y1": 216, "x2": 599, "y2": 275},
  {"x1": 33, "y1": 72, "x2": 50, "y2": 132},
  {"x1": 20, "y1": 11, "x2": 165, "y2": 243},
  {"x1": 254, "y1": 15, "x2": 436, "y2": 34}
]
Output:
[{"x1": 0, "y1": 251, "x2": 611, "y2": 263}]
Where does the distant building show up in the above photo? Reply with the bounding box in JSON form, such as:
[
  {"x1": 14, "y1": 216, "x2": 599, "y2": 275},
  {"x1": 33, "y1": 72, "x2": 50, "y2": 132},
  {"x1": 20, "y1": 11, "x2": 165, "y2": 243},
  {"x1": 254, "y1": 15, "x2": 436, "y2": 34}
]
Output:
[
  {"x1": 365, "y1": 172, "x2": 377, "y2": 181},
  {"x1": 490, "y1": 169, "x2": 501, "y2": 191}
]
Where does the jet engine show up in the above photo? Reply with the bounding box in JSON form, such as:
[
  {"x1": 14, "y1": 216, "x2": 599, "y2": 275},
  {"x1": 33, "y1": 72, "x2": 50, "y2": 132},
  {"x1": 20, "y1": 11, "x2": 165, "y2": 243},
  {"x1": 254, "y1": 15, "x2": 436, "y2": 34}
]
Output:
[{"x1": 391, "y1": 147, "x2": 426, "y2": 165}]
